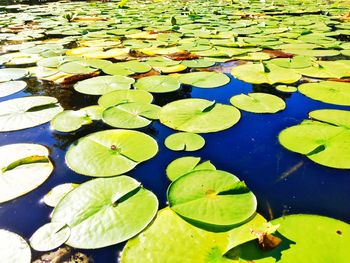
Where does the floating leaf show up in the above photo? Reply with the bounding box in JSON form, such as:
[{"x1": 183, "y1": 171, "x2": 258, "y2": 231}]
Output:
[
  {"x1": 134, "y1": 75, "x2": 181, "y2": 93},
  {"x1": 165, "y1": 132, "x2": 205, "y2": 151},
  {"x1": 279, "y1": 109, "x2": 350, "y2": 169},
  {"x1": 160, "y1": 98, "x2": 241, "y2": 133},
  {"x1": 66, "y1": 129, "x2": 158, "y2": 177},
  {"x1": 103, "y1": 61, "x2": 152, "y2": 76},
  {"x1": 74, "y1": 75, "x2": 135, "y2": 95},
  {"x1": 166, "y1": 156, "x2": 216, "y2": 181},
  {"x1": 0, "y1": 144, "x2": 53, "y2": 203},
  {"x1": 294, "y1": 61, "x2": 350, "y2": 79},
  {"x1": 269, "y1": 56, "x2": 315, "y2": 69},
  {"x1": 275, "y1": 85, "x2": 297, "y2": 93},
  {"x1": 178, "y1": 72, "x2": 230, "y2": 88},
  {"x1": 43, "y1": 183, "x2": 79, "y2": 207},
  {"x1": 229, "y1": 93, "x2": 286, "y2": 113},
  {"x1": 168, "y1": 170, "x2": 257, "y2": 230},
  {"x1": 0, "y1": 229, "x2": 31, "y2": 263},
  {"x1": 0, "y1": 96, "x2": 63, "y2": 132},
  {"x1": 102, "y1": 102, "x2": 161, "y2": 129},
  {"x1": 51, "y1": 176, "x2": 158, "y2": 249},
  {"x1": 181, "y1": 59, "x2": 215, "y2": 68},
  {"x1": 98, "y1": 90, "x2": 153, "y2": 108},
  {"x1": 0, "y1": 68, "x2": 28, "y2": 82},
  {"x1": 0, "y1": 81, "x2": 27, "y2": 98}
]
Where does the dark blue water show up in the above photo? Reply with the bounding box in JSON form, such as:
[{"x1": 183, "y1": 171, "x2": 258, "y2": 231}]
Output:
[{"x1": 0, "y1": 75, "x2": 349, "y2": 262}]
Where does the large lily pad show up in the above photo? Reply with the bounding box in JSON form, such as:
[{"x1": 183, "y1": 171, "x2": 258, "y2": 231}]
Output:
[
  {"x1": 0, "y1": 229, "x2": 31, "y2": 263},
  {"x1": 0, "y1": 81, "x2": 27, "y2": 98},
  {"x1": 0, "y1": 68, "x2": 29, "y2": 82},
  {"x1": 168, "y1": 170, "x2": 257, "y2": 230},
  {"x1": 178, "y1": 72, "x2": 230, "y2": 88},
  {"x1": 294, "y1": 61, "x2": 350, "y2": 79},
  {"x1": 51, "y1": 176, "x2": 158, "y2": 249},
  {"x1": 134, "y1": 75, "x2": 181, "y2": 93},
  {"x1": 102, "y1": 102, "x2": 161, "y2": 129},
  {"x1": 165, "y1": 132, "x2": 205, "y2": 151},
  {"x1": 65, "y1": 129, "x2": 158, "y2": 177},
  {"x1": 298, "y1": 81, "x2": 350, "y2": 106},
  {"x1": 98, "y1": 89, "x2": 153, "y2": 108},
  {"x1": 0, "y1": 143, "x2": 53, "y2": 203},
  {"x1": 0, "y1": 96, "x2": 63, "y2": 132},
  {"x1": 279, "y1": 109, "x2": 350, "y2": 169},
  {"x1": 160, "y1": 99, "x2": 241, "y2": 133},
  {"x1": 74, "y1": 75, "x2": 135, "y2": 95},
  {"x1": 229, "y1": 93, "x2": 286, "y2": 113}
]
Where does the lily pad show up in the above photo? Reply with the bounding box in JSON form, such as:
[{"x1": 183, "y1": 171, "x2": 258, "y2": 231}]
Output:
[
  {"x1": 181, "y1": 59, "x2": 215, "y2": 68},
  {"x1": 51, "y1": 105, "x2": 103, "y2": 132},
  {"x1": 269, "y1": 56, "x2": 315, "y2": 69},
  {"x1": 160, "y1": 99, "x2": 241, "y2": 133},
  {"x1": 0, "y1": 143, "x2": 53, "y2": 203},
  {"x1": 74, "y1": 75, "x2": 135, "y2": 95},
  {"x1": 65, "y1": 129, "x2": 158, "y2": 177},
  {"x1": 276, "y1": 85, "x2": 297, "y2": 93},
  {"x1": 165, "y1": 132, "x2": 205, "y2": 151},
  {"x1": 103, "y1": 61, "x2": 152, "y2": 76},
  {"x1": 166, "y1": 156, "x2": 216, "y2": 181},
  {"x1": 0, "y1": 96, "x2": 63, "y2": 132},
  {"x1": 98, "y1": 90, "x2": 153, "y2": 108},
  {"x1": 51, "y1": 176, "x2": 158, "y2": 249},
  {"x1": 231, "y1": 63, "x2": 301, "y2": 85},
  {"x1": 298, "y1": 81, "x2": 350, "y2": 106},
  {"x1": 294, "y1": 61, "x2": 350, "y2": 79},
  {"x1": 58, "y1": 61, "x2": 98, "y2": 74},
  {"x1": 134, "y1": 75, "x2": 181, "y2": 93},
  {"x1": 102, "y1": 102, "x2": 161, "y2": 129},
  {"x1": 0, "y1": 68, "x2": 29, "y2": 82},
  {"x1": 30, "y1": 222, "x2": 71, "y2": 252},
  {"x1": 168, "y1": 169, "x2": 257, "y2": 230},
  {"x1": 229, "y1": 93, "x2": 286, "y2": 113},
  {"x1": 0, "y1": 81, "x2": 27, "y2": 98},
  {"x1": 279, "y1": 109, "x2": 350, "y2": 169},
  {"x1": 178, "y1": 72, "x2": 230, "y2": 88},
  {"x1": 0, "y1": 229, "x2": 31, "y2": 263},
  {"x1": 43, "y1": 183, "x2": 79, "y2": 207}
]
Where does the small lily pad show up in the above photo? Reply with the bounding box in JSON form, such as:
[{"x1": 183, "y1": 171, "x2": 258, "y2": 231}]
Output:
[
  {"x1": 134, "y1": 75, "x2": 181, "y2": 93},
  {"x1": 229, "y1": 93, "x2": 286, "y2": 113},
  {"x1": 276, "y1": 85, "x2": 297, "y2": 93},
  {"x1": 43, "y1": 183, "x2": 79, "y2": 207},
  {"x1": 98, "y1": 90, "x2": 153, "y2": 108},
  {"x1": 0, "y1": 229, "x2": 31, "y2": 263},
  {"x1": 165, "y1": 132, "x2": 205, "y2": 151}
]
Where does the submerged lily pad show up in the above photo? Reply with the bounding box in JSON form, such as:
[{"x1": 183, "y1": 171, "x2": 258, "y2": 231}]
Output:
[
  {"x1": 51, "y1": 176, "x2": 158, "y2": 249},
  {"x1": 74, "y1": 75, "x2": 135, "y2": 95},
  {"x1": 0, "y1": 96, "x2": 63, "y2": 132},
  {"x1": 178, "y1": 72, "x2": 230, "y2": 88},
  {"x1": 279, "y1": 109, "x2": 350, "y2": 169},
  {"x1": 298, "y1": 81, "x2": 350, "y2": 106},
  {"x1": 43, "y1": 183, "x2": 79, "y2": 207},
  {"x1": 0, "y1": 81, "x2": 27, "y2": 98},
  {"x1": 66, "y1": 129, "x2": 158, "y2": 177},
  {"x1": 160, "y1": 99, "x2": 241, "y2": 133},
  {"x1": 134, "y1": 75, "x2": 181, "y2": 93},
  {"x1": 0, "y1": 144, "x2": 53, "y2": 203},
  {"x1": 168, "y1": 170, "x2": 257, "y2": 230},
  {"x1": 0, "y1": 229, "x2": 31, "y2": 263},
  {"x1": 98, "y1": 90, "x2": 153, "y2": 108},
  {"x1": 165, "y1": 132, "x2": 205, "y2": 151},
  {"x1": 229, "y1": 93, "x2": 286, "y2": 113},
  {"x1": 102, "y1": 102, "x2": 161, "y2": 129},
  {"x1": 166, "y1": 156, "x2": 216, "y2": 181}
]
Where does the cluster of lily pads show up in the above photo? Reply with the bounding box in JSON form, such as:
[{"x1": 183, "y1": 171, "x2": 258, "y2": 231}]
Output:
[{"x1": 0, "y1": 0, "x2": 350, "y2": 261}]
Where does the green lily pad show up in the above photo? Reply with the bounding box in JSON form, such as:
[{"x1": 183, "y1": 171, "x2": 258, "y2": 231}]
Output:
[
  {"x1": 103, "y1": 61, "x2": 152, "y2": 76},
  {"x1": 98, "y1": 89, "x2": 153, "y2": 108},
  {"x1": 269, "y1": 56, "x2": 315, "y2": 69},
  {"x1": 168, "y1": 169, "x2": 257, "y2": 230},
  {"x1": 279, "y1": 109, "x2": 350, "y2": 169},
  {"x1": 121, "y1": 208, "x2": 272, "y2": 263},
  {"x1": 43, "y1": 183, "x2": 79, "y2": 207},
  {"x1": 232, "y1": 214, "x2": 350, "y2": 263},
  {"x1": 65, "y1": 129, "x2": 158, "y2": 177},
  {"x1": 30, "y1": 222, "x2": 71, "y2": 252},
  {"x1": 166, "y1": 156, "x2": 216, "y2": 181},
  {"x1": 160, "y1": 99, "x2": 241, "y2": 133},
  {"x1": 134, "y1": 75, "x2": 181, "y2": 93},
  {"x1": 0, "y1": 68, "x2": 29, "y2": 82},
  {"x1": 229, "y1": 93, "x2": 286, "y2": 113},
  {"x1": 51, "y1": 176, "x2": 158, "y2": 249},
  {"x1": 294, "y1": 61, "x2": 350, "y2": 79},
  {"x1": 102, "y1": 102, "x2": 161, "y2": 129},
  {"x1": 0, "y1": 229, "x2": 31, "y2": 263},
  {"x1": 232, "y1": 52, "x2": 271, "y2": 61},
  {"x1": 181, "y1": 59, "x2": 215, "y2": 68},
  {"x1": 282, "y1": 49, "x2": 340, "y2": 57},
  {"x1": 231, "y1": 63, "x2": 301, "y2": 84},
  {"x1": 165, "y1": 132, "x2": 205, "y2": 151},
  {"x1": 51, "y1": 105, "x2": 103, "y2": 132},
  {"x1": 298, "y1": 81, "x2": 350, "y2": 106},
  {"x1": 74, "y1": 75, "x2": 135, "y2": 95},
  {"x1": 275, "y1": 85, "x2": 297, "y2": 93},
  {"x1": 0, "y1": 81, "x2": 27, "y2": 98},
  {"x1": 0, "y1": 143, "x2": 53, "y2": 203},
  {"x1": 178, "y1": 72, "x2": 230, "y2": 88},
  {"x1": 0, "y1": 96, "x2": 63, "y2": 132},
  {"x1": 58, "y1": 61, "x2": 98, "y2": 74}
]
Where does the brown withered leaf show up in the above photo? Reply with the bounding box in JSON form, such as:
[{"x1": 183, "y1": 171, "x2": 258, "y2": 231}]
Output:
[
  {"x1": 59, "y1": 72, "x2": 100, "y2": 86},
  {"x1": 263, "y1": 49, "x2": 294, "y2": 58},
  {"x1": 133, "y1": 69, "x2": 160, "y2": 79},
  {"x1": 251, "y1": 230, "x2": 282, "y2": 251},
  {"x1": 166, "y1": 52, "x2": 199, "y2": 61},
  {"x1": 32, "y1": 246, "x2": 91, "y2": 263}
]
